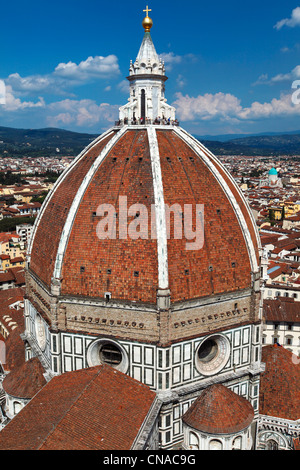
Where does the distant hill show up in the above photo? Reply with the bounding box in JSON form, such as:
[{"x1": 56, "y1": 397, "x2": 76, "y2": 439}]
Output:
[
  {"x1": 0, "y1": 126, "x2": 98, "y2": 158},
  {"x1": 200, "y1": 133, "x2": 300, "y2": 156},
  {"x1": 0, "y1": 125, "x2": 300, "y2": 158},
  {"x1": 196, "y1": 129, "x2": 300, "y2": 142}
]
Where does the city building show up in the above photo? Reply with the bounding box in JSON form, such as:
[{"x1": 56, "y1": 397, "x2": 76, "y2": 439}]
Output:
[{"x1": 262, "y1": 298, "x2": 300, "y2": 356}]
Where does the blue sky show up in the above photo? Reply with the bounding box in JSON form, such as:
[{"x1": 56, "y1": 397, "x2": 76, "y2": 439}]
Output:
[{"x1": 1, "y1": 0, "x2": 300, "y2": 136}]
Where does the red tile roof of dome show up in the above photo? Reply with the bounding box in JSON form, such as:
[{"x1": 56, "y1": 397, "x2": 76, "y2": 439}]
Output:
[
  {"x1": 29, "y1": 131, "x2": 117, "y2": 288},
  {"x1": 182, "y1": 383, "x2": 254, "y2": 434},
  {"x1": 28, "y1": 127, "x2": 260, "y2": 305}
]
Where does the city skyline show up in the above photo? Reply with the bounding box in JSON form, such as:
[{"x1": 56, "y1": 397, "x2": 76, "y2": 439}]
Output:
[{"x1": 1, "y1": 1, "x2": 300, "y2": 136}]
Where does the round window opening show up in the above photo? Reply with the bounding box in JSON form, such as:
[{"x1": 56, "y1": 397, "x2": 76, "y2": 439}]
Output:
[
  {"x1": 87, "y1": 338, "x2": 129, "y2": 374},
  {"x1": 99, "y1": 343, "x2": 122, "y2": 367},
  {"x1": 198, "y1": 339, "x2": 218, "y2": 363},
  {"x1": 196, "y1": 335, "x2": 230, "y2": 376}
]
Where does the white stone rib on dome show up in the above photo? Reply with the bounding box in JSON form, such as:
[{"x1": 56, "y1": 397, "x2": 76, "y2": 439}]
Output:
[{"x1": 147, "y1": 126, "x2": 169, "y2": 290}]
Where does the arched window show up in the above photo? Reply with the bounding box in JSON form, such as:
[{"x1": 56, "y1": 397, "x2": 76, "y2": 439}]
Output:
[
  {"x1": 209, "y1": 439, "x2": 223, "y2": 450},
  {"x1": 232, "y1": 436, "x2": 242, "y2": 450},
  {"x1": 141, "y1": 89, "x2": 146, "y2": 122},
  {"x1": 266, "y1": 439, "x2": 278, "y2": 451},
  {"x1": 189, "y1": 432, "x2": 199, "y2": 450},
  {"x1": 13, "y1": 401, "x2": 22, "y2": 415}
]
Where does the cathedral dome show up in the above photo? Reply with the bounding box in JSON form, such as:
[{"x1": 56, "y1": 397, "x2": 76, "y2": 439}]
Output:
[
  {"x1": 27, "y1": 126, "x2": 260, "y2": 306},
  {"x1": 182, "y1": 384, "x2": 254, "y2": 434},
  {"x1": 26, "y1": 10, "x2": 260, "y2": 315}
]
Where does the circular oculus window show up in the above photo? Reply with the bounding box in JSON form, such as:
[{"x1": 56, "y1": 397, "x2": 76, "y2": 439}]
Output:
[
  {"x1": 87, "y1": 338, "x2": 129, "y2": 373},
  {"x1": 195, "y1": 335, "x2": 230, "y2": 376}
]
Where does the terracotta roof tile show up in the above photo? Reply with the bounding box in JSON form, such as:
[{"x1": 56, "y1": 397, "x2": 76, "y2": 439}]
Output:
[
  {"x1": 263, "y1": 298, "x2": 300, "y2": 323},
  {"x1": 30, "y1": 128, "x2": 258, "y2": 304},
  {"x1": 260, "y1": 345, "x2": 300, "y2": 421},
  {"x1": 182, "y1": 384, "x2": 254, "y2": 434},
  {"x1": 3, "y1": 326, "x2": 25, "y2": 372},
  {"x1": 2, "y1": 357, "x2": 46, "y2": 399},
  {"x1": 0, "y1": 365, "x2": 157, "y2": 450}
]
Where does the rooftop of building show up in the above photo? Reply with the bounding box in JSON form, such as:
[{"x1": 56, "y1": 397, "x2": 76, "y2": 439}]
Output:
[
  {"x1": 259, "y1": 345, "x2": 300, "y2": 421},
  {"x1": 0, "y1": 365, "x2": 157, "y2": 450}
]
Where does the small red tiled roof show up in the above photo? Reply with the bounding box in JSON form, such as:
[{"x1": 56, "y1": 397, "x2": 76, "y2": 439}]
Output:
[
  {"x1": 0, "y1": 271, "x2": 15, "y2": 283},
  {"x1": 263, "y1": 298, "x2": 300, "y2": 323},
  {"x1": 0, "y1": 364, "x2": 157, "y2": 450},
  {"x1": 182, "y1": 384, "x2": 254, "y2": 434},
  {"x1": 8, "y1": 267, "x2": 25, "y2": 286},
  {"x1": 2, "y1": 357, "x2": 46, "y2": 399},
  {"x1": 9, "y1": 257, "x2": 24, "y2": 264},
  {"x1": 260, "y1": 345, "x2": 300, "y2": 421}
]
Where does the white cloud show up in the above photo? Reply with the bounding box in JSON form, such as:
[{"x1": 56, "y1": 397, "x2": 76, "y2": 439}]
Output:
[
  {"x1": 238, "y1": 93, "x2": 300, "y2": 119},
  {"x1": 254, "y1": 65, "x2": 300, "y2": 85},
  {"x1": 176, "y1": 74, "x2": 186, "y2": 89},
  {"x1": 54, "y1": 55, "x2": 120, "y2": 81},
  {"x1": 6, "y1": 73, "x2": 52, "y2": 93},
  {"x1": 0, "y1": 84, "x2": 119, "y2": 131},
  {"x1": 117, "y1": 80, "x2": 129, "y2": 94},
  {"x1": 3, "y1": 85, "x2": 45, "y2": 112},
  {"x1": 5, "y1": 72, "x2": 70, "y2": 97},
  {"x1": 159, "y1": 52, "x2": 182, "y2": 67},
  {"x1": 173, "y1": 92, "x2": 243, "y2": 121},
  {"x1": 275, "y1": 7, "x2": 300, "y2": 30},
  {"x1": 173, "y1": 91, "x2": 300, "y2": 123},
  {"x1": 271, "y1": 65, "x2": 300, "y2": 83},
  {"x1": 4, "y1": 55, "x2": 121, "y2": 99},
  {"x1": 159, "y1": 52, "x2": 197, "y2": 71},
  {"x1": 47, "y1": 99, "x2": 119, "y2": 128}
]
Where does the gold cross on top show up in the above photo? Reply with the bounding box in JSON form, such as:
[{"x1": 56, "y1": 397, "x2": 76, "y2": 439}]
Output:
[{"x1": 143, "y1": 5, "x2": 152, "y2": 17}]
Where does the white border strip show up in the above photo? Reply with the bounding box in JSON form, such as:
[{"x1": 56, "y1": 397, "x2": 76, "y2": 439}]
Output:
[
  {"x1": 52, "y1": 126, "x2": 128, "y2": 281},
  {"x1": 173, "y1": 127, "x2": 258, "y2": 273},
  {"x1": 27, "y1": 128, "x2": 115, "y2": 261},
  {"x1": 147, "y1": 127, "x2": 169, "y2": 290}
]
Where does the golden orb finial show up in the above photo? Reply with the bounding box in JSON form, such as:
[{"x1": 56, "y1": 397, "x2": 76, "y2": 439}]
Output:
[{"x1": 142, "y1": 5, "x2": 153, "y2": 32}]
